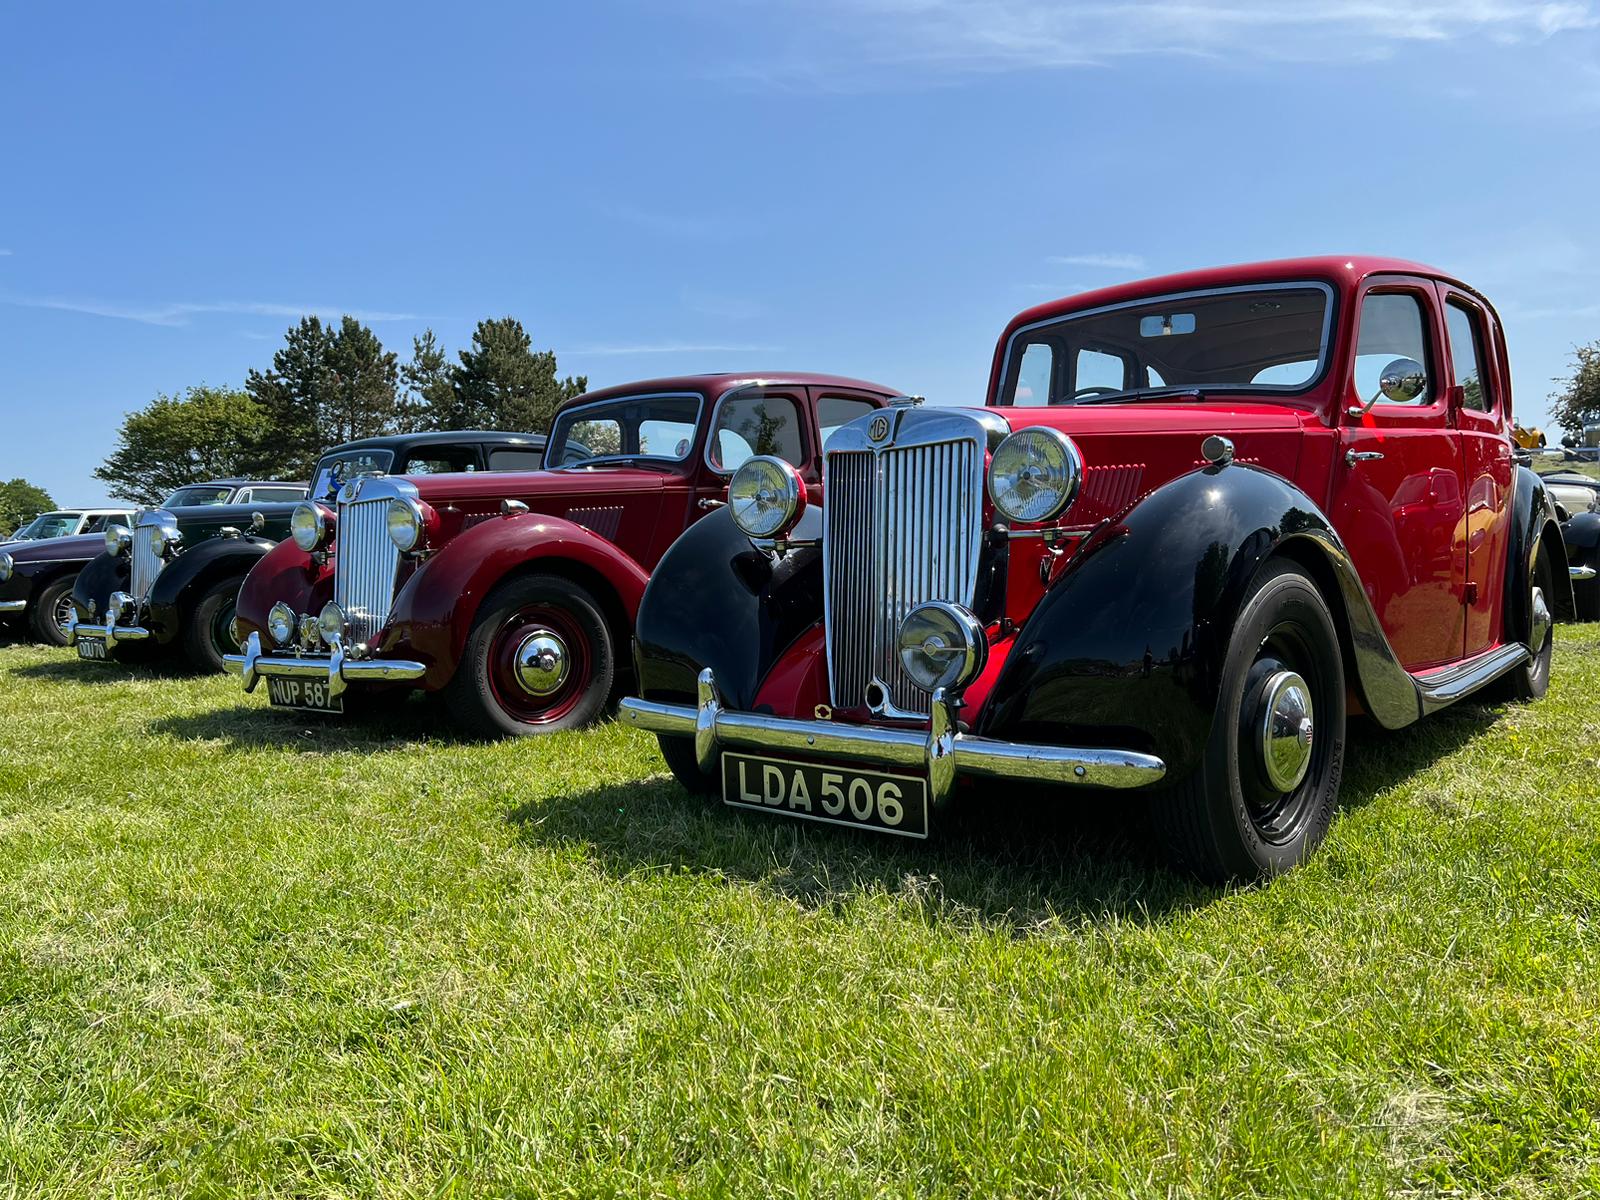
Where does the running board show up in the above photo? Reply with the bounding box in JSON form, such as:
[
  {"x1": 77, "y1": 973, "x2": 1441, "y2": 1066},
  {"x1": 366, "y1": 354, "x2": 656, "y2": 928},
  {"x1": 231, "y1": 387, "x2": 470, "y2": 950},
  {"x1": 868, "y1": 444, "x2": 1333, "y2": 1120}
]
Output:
[{"x1": 1415, "y1": 643, "x2": 1530, "y2": 715}]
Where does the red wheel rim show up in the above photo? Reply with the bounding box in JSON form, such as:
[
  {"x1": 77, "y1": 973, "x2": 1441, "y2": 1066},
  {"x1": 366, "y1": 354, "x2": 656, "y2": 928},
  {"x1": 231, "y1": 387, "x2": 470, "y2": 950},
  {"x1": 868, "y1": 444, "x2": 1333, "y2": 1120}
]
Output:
[{"x1": 485, "y1": 603, "x2": 592, "y2": 726}]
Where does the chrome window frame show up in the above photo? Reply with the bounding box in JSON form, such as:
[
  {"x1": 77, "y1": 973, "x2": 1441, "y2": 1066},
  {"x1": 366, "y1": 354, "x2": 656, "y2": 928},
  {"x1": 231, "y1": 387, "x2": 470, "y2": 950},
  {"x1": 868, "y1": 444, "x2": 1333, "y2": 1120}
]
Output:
[
  {"x1": 543, "y1": 392, "x2": 706, "y2": 470},
  {"x1": 995, "y1": 280, "x2": 1339, "y2": 408},
  {"x1": 702, "y1": 385, "x2": 808, "y2": 478}
]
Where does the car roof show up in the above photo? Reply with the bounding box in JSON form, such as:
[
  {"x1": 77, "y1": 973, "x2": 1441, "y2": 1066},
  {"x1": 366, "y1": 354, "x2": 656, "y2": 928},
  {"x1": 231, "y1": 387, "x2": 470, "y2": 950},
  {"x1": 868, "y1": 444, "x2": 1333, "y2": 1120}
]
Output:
[
  {"x1": 558, "y1": 372, "x2": 900, "y2": 413},
  {"x1": 322, "y1": 430, "x2": 547, "y2": 453},
  {"x1": 1003, "y1": 255, "x2": 1483, "y2": 332}
]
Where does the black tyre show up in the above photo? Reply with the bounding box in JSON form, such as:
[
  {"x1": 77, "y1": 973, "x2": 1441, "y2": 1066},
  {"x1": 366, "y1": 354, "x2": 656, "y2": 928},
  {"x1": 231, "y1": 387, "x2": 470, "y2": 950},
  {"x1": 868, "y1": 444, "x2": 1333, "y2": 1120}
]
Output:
[
  {"x1": 1150, "y1": 560, "x2": 1346, "y2": 882},
  {"x1": 659, "y1": 734, "x2": 716, "y2": 795},
  {"x1": 30, "y1": 575, "x2": 77, "y2": 647},
  {"x1": 443, "y1": 573, "x2": 615, "y2": 738},
  {"x1": 1502, "y1": 541, "x2": 1556, "y2": 703},
  {"x1": 184, "y1": 575, "x2": 247, "y2": 673}
]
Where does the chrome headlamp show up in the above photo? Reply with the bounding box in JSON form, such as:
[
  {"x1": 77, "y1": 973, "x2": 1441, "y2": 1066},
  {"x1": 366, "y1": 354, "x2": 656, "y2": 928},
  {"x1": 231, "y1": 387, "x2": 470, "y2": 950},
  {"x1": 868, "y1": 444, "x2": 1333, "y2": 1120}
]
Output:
[
  {"x1": 104, "y1": 525, "x2": 132, "y2": 556},
  {"x1": 727, "y1": 455, "x2": 807, "y2": 540},
  {"x1": 267, "y1": 601, "x2": 297, "y2": 647},
  {"x1": 0, "y1": 553, "x2": 11, "y2": 583},
  {"x1": 318, "y1": 602, "x2": 350, "y2": 647},
  {"x1": 149, "y1": 517, "x2": 183, "y2": 557},
  {"x1": 987, "y1": 427, "x2": 1084, "y2": 524},
  {"x1": 896, "y1": 601, "x2": 987, "y2": 695},
  {"x1": 290, "y1": 502, "x2": 331, "y2": 552},
  {"x1": 386, "y1": 498, "x2": 427, "y2": 553}
]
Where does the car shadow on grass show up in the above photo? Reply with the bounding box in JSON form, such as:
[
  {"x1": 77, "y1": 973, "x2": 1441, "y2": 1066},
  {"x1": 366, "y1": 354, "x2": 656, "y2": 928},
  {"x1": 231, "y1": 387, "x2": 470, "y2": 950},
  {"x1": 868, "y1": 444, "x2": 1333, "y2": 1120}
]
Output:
[
  {"x1": 509, "y1": 700, "x2": 1509, "y2": 930},
  {"x1": 6, "y1": 654, "x2": 197, "y2": 686},
  {"x1": 145, "y1": 694, "x2": 470, "y2": 752}
]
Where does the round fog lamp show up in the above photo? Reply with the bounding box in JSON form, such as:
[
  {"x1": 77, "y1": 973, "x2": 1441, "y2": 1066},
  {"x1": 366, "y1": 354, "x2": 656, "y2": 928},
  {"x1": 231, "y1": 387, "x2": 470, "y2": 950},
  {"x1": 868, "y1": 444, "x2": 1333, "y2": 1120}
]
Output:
[
  {"x1": 318, "y1": 602, "x2": 350, "y2": 647},
  {"x1": 387, "y1": 498, "x2": 424, "y2": 552},
  {"x1": 988, "y1": 427, "x2": 1083, "y2": 524},
  {"x1": 727, "y1": 455, "x2": 806, "y2": 540},
  {"x1": 104, "y1": 525, "x2": 131, "y2": 556},
  {"x1": 290, "y1": 502, "x2": 326, "y2": 552},
  {"x1": 267, "y1": 601, "x2": 296, "y2": 647},
  {"x1": 896, "y1": 601, "x2": 987, "y2": 695}
]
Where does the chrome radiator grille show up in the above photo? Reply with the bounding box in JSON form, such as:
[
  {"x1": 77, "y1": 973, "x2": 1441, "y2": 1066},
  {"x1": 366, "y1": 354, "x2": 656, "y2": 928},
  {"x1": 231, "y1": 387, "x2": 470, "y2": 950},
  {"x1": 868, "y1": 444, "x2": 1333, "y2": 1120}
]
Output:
[
  {"x1": 824, "y1": 432, "x2": 984, "y2": 716},
  {"x1": 130, "y1": 526, "x2": 162, "y2": 601},
  {"x1": 334, "y1": 497, "x2": 402, "y2": 645}
]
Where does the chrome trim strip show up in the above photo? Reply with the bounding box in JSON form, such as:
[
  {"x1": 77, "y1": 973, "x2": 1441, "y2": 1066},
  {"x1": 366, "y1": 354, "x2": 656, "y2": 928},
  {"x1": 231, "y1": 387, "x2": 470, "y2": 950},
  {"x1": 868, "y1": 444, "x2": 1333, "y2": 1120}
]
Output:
[
  {"x1": 620, "y1": 669, "x2": 1166, "y2": 806},
  {"x1": 544, "y1": 391, "x2": 705, "y2": 470},
  {"x1": 224, "y1": 631, "x2": 425, "y2": 695},
  {"x1": 1571, "y1": 565, "x2": 1597, "y2": 581},
  {"x1": 995, "y1": 280, "x2": 1338, "y2": 407},
  {"x1": 0, "y1": 600, "x2": 24, "y2": 613},
  {"x1": 1415, "y1": 643, "x2": 1530, "y2": 715}
]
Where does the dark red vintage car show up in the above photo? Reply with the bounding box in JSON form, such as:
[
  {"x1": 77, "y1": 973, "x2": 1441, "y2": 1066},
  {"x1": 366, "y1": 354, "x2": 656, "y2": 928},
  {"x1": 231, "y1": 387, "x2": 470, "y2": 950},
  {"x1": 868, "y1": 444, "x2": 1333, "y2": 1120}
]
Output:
[
  {"x1": 622, "y1": 257, "x2": 1573, "y2": 880},
  {"x1": 226, "y1": 374, "x2": 895, "y2": 735}
]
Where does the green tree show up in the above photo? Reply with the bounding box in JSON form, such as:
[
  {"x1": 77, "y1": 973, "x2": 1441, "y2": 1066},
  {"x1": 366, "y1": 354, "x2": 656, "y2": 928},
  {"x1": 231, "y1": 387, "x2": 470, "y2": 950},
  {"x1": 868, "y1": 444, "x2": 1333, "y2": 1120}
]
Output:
[
  {"x1": 325, "y1": 316, "x2": 399, "y2": 446},
  {"x1": 94, "y1": 385, "x2": 270, "y2": 506},
  {"x1": 1551, "y1": 341, "x2": 1600, "y2": 440},
  {"x1": 244, "y1": 316, "x2": 334, "y2": 479},
  {"x1": 399, "y1": 330, "x2": 458, "y2": 431},
  {"x1": 450, "y1": 317, "x2": 586, "y2": 432},
  {"x1": 0, "y1": 478, "x2": 55, "y2": 538}
]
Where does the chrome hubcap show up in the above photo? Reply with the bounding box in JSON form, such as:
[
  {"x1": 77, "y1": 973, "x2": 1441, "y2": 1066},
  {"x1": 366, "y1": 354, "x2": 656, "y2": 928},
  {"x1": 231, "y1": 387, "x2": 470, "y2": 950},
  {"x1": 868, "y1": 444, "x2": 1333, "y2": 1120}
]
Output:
[
  {"x1": 513, "y1": 631, "x2": 569, "y2": 696},
  {"x1": 1529, "y1": 585, "x2": 1551, "y2": 653},
  {"x1": 1259, "y1": 669, "x2": 1315, "y2": 792},
  {"x1": 53, "y1": 595, "x2": 74, "y2": 634}
]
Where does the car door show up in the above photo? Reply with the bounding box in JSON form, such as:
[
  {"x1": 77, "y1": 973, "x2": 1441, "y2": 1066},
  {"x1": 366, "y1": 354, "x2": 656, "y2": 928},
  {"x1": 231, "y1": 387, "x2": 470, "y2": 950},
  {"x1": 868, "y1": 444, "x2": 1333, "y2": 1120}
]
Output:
[
  {"x1": 1441, "y1": 286, "x2": 1514, "y2": 656},
  {"x1": 1328, "y1": 279, "x2": 1466, "y2": 671},
  {"x1": 694, "y1": 386, "x2": 811, "y2": 519}
]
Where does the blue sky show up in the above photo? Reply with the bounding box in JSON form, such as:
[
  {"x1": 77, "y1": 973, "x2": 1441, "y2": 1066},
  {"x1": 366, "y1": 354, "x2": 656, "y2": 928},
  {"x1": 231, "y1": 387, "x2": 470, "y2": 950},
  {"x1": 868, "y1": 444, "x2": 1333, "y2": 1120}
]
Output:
[{"x1": 2, "y1": 0, "x2": 1598, "y2": 506}]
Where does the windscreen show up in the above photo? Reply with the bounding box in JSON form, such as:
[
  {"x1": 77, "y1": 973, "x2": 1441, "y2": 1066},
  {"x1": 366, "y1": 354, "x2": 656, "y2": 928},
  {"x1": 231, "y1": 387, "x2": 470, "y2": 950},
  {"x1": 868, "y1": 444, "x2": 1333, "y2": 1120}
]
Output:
[
  {"x1": 163, "y1": 486, "x2": 234, "y2": 507},
  {"x1": 546, "y1": 394, "x2": 702, "y2": 467},
  {"x1": 1001, "y1": 284, "x2": 1331, "y2": 406}
]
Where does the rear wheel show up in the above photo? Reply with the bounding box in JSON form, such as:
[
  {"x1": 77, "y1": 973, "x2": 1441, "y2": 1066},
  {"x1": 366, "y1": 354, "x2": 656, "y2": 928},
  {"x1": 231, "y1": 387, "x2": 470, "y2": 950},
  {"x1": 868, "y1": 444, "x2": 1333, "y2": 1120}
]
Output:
[
  {"x1": 184, "y1": 575, "x2": 246, "y2": 673},
  {"x1": 1502, "y1": 542, "x2": 1555, "y2": 702},
  {"x1": 30, "y1": 575, "x2": 77, "y2": 647},
  {"x1": 443, "y1": 573, "x2": 615, "y2": 738},
  {"x1": 659, "y1": 735, "x2": 716, "y2": 795},
  {"x1": 1150, "y1": 560, "x2": 1346, "y2": 883}
]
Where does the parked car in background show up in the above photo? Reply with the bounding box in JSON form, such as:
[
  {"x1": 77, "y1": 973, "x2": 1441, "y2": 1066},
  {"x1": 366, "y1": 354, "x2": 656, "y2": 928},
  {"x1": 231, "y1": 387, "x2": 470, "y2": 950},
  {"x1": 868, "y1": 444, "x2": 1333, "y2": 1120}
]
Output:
[
  {"x1": 161, "y1": 480, "x2": 308, "y2": 507},
  {"x1": 67, "y1": 433, "x2": 543, "y2": 672},
  {"x1": 621, "y1": 256, "x2": 1570, "y2": 882},
  {"x1": 7, "y1": 508, "x2": 136, "y2": 541},
  {"x1": 1537, "y1": 469, "x2": 1600, "y2": 521},
  {"x1": 308, "y1": 430, "x2": 549, "y2": 502},
  {"x1": 0, "y1": 533, "x2": 109, "y2": 645},
  {"x1": 226, "y1": 375, "x2": 895, "y2": 736}
]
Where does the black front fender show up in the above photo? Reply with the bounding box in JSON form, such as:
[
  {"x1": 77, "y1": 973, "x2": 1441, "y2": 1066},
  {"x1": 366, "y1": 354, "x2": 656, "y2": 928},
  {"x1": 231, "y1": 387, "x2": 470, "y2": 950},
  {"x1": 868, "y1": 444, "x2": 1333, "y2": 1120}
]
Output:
[
  {"x1": 634, "y1": 507, "x2": 825, "y2": 711},
  {"x1": 976, "y1": 463, "x2": 1422, "y2": 784},
  {"x1": 145, "y1": 536, "x2": 274, "y2": 643},
  {"x1": 71, "y1": 552, "x2": 132, "y2": 623},
  {"x1": 1506, "y1": 467, "x2": 1573, "y2": 631}
]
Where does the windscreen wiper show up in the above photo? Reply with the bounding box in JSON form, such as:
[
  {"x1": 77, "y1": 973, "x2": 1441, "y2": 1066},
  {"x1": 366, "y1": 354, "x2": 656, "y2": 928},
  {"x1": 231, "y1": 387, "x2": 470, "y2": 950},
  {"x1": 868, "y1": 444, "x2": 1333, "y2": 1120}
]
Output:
[{"x1": 1073, "y1": 387, "x2": 1207, "y2": 406}]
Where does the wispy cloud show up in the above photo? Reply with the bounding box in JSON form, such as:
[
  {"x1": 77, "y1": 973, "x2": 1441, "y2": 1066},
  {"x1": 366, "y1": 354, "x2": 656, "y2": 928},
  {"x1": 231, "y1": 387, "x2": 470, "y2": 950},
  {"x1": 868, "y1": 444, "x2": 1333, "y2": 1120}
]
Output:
[
  {"x1": 0, "y1": 294, "x2": 418, "y2": 327},
  {"x1": 1046, "y1": 253, "x2": 1145, "y2": 270},
  {"x1": 733, "y1": 0, "x2": 1599, "y2": 87},
  {"x1": 558, "y1": 341, "x2": 782, "y2": 357}
]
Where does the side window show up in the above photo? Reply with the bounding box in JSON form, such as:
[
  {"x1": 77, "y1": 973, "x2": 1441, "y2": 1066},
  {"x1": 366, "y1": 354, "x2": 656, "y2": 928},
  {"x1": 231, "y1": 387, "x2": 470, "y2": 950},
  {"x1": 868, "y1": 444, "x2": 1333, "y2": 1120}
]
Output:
[
  {"x1": 1011, "y1": 343, "x2": 1055, "y2": 406},
  {"x1": 708, "y1": 393, "x2": 804, "y2": 472},
  {"x1": 83, "y1": 515, "x2": 108, "y2": 533},
  {"x1": 405, "y1": 448, "x2": 478, "y2": 474},
  {"x1": 487, "y1": 448, "x2": 545, "y2": 471},
  {"x1": 817, "y1": 396, "x2": 878, "y2": 449},
  {"x1": 251, "y1": 487, "x2": 306, "y2": 503},
  {"x1": 1446, "y1": 301, "x2": 1490, "y2": 412},
  {"x1": 1075, "y1": 348, "x2": 1127, "y2": 395},
  {"x1": 1354, "y1": 293, "x2": 1433, "y2": 407},
  {"x1": 233, "y1": 489, "x2": 252, "y2": 504}
]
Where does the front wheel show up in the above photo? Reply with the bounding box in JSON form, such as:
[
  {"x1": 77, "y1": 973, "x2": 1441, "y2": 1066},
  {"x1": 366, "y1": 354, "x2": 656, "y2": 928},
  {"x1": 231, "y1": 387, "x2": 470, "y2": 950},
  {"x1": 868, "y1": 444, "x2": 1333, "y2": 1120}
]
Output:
[
  {"x1": 1150, "y1": 560, "x2": 1346, "y2": 883},
  {"x1": 1501, "y1": 541, "x2": 1556, "y2": 702},
  {"x1": 443, "y1": 573, "x2": 615, "y2": 738},
  {"x1": 30, "y1": 575, "x2": 78, "y2": 647},
  {"x1": 184, "y1": 575, "x2": 247, "y2": 673}
]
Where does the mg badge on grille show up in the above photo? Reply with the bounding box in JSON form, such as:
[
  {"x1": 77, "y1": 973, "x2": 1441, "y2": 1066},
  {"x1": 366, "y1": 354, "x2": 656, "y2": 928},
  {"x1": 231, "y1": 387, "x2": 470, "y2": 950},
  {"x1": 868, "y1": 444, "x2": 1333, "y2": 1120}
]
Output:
[{"x1": 869, "y1": 414, "x2": 891, "y2": 442}]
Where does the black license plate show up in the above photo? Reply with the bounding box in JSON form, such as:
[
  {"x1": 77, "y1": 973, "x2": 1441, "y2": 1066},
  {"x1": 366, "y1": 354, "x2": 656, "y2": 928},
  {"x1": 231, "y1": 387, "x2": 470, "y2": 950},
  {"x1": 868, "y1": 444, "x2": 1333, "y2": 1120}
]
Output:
[
  {"x1": 76, "y1": 637, "x2": 107, "y2": 661},
  {"x1": 721, "y1": 753, "x2": 929, "y2": 839},
  {"x1": 266, "y1": 675, "x2": 344, "y2": 714}
]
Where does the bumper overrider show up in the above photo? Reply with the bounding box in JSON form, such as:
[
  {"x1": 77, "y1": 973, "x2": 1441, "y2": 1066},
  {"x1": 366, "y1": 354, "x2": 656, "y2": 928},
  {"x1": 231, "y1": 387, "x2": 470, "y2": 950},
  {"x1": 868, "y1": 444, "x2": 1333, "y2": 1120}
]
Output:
[
  {"x1": 223, "y1": 631, "x2": 425, "y2": 698},
  {"x1": 0, "y1": 601, "x2": 24, "y2": 613},
  {"x1": 66, "y1": 591, "x2": 151, "y2": 649},
  {"x1": 619, "y1": 668, "x2": 1168, "y2": 807}
]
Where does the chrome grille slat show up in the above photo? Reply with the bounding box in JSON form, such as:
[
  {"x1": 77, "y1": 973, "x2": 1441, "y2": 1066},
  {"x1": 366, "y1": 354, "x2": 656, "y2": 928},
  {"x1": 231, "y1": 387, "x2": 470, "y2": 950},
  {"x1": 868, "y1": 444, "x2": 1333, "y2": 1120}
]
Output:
[
  {"x1": 335, "y1": 496, "x2": 402, "y2": 646},
  {"x1": 130, "y1": 526, "x2": 161, "y2": 602},
  {"x1": 824, "y1": 424, "x2": 985, "y2": 717}
]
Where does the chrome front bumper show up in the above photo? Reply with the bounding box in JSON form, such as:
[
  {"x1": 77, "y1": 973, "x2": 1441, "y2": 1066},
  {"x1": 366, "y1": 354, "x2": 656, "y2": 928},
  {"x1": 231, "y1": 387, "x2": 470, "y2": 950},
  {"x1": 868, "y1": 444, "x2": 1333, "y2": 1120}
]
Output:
[
  {"x1": 223, "y1": 631, "x2": 425, "y2": 699},
  {"x1": 0, "y1": 600, "x2": 25, "y2": 613},
  {"x1": 619, "y1": 669, "x2": 1168, "y2": 806},
  {"x1": 66, "y1": 616, "x2": 151, "y2": 649}
]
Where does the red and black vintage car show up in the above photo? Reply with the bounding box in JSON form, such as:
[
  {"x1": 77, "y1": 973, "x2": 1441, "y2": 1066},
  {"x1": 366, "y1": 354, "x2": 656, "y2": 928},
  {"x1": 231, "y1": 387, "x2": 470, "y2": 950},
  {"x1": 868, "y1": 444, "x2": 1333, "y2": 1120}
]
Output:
[
  {"x1": 226, "y1": 374, "x2": 896, "y2": 735},
  {"x1": 621, "y1": 257, "x2": 1573, "y2": 881}
]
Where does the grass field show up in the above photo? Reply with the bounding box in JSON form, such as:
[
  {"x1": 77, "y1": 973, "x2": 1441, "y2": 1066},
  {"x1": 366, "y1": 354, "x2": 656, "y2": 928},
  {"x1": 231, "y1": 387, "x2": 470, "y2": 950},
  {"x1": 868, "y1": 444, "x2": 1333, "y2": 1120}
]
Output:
[{"x1": 1, "y1": 631, "x2": 1597, "y2": 1198}]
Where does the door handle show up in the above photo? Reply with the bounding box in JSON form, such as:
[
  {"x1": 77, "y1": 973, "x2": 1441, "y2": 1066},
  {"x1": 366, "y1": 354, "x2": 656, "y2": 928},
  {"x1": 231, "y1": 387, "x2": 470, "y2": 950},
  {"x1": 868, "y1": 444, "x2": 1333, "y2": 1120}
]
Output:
[
  {"x1": 1345, "y1": 450, "x2": 1385, "y2": 467},
  {"x1": 697, "y1": 498, "x2": 726, "y2": 510}
]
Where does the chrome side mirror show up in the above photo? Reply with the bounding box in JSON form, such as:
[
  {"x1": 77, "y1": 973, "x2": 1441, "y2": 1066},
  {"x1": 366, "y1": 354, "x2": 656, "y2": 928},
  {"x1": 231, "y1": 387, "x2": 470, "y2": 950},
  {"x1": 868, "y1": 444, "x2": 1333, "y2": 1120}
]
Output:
[{"x1": 1360, "y1": 357, "x2": 1427, "y2": 415}]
